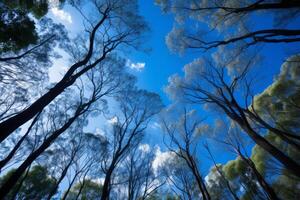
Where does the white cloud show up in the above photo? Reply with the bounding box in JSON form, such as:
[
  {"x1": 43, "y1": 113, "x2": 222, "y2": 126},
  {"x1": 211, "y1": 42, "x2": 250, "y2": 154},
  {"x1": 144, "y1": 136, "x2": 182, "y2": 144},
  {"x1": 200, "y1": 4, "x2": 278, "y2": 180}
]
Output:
[
  {"x1": 152, "y1": 147, "x2": 175, "y2": 174},
  {"x1": 95, "y1": 128, "x2": 105, "y2": 136},
  {"x1": 51, "y1": 7, "x2": 72, "y2": 24},
  {"x1": 107, "y1": 116, "x2": 118, "y2": 125},
  {"x1": 138, "y1": 144, "x2": 151, "y2": 153},
  {"x1": 126, "y1": 59, "x2": 145, "y2": 71},
  {"x1": 150, "y1": 122, "x2": 161, "y2": 130}
]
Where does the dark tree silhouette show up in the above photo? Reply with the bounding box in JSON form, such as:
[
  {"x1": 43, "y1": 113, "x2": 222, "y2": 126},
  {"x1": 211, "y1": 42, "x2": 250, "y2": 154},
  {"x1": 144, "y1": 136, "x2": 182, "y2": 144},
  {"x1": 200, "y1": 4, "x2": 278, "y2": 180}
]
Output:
[
  {"x1": 165, "y1": 57, "x2": 300, "y2": 177},
  {"x1": 0, "y1": 0, "x2": 148, "y2": 142}
]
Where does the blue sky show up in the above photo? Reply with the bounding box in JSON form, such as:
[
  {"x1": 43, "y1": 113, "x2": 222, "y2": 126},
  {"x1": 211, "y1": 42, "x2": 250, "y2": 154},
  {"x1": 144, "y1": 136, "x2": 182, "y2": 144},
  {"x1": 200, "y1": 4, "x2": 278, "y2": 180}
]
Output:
[{"x1": 47, "y1": 0, "x2": 300, "y2": 174}]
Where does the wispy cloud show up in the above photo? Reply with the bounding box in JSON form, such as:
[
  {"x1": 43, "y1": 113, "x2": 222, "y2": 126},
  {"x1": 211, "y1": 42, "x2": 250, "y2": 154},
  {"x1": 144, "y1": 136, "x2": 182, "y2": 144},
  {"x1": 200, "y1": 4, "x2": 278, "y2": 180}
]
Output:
[
  {"x1": 138, "y1": 143, "x2": 151, "y2": 153},
  {"x1": 150, "y1": 122, "x2": 161, "y2": 130},
  {"x1": 51, "y1": 7, "x2": 72, "y2": 24},
  {"x1": 107, "y1": 116, "x2": 118, "y2": 125},
  {"x1": 126, "y1": 59, "x2": 145, "y2": 71}
]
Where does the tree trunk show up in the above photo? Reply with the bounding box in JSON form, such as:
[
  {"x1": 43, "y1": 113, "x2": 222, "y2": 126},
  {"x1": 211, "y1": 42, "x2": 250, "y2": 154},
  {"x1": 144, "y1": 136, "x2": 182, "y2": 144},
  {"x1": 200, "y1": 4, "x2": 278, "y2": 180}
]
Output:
[
  {"x1": 0, "y1": 79, "x2": 75, "y2": 143},
  {"x1": 61, "y1": 171, "x2": 79, "y2": 200},
  {"x1": 100, "y1": 168, "x2": 114, "y2": 200},
  {"x1": 0, "y1": 13, "x2": 110, "y2": 143},
  {"x1": 46, "y1": 157, "x2": 74, "y2": 200},
  {"x1": 239, "y1": 154, "x2": 280, "y2": 200},
  {"x1": 0, "y1": 112, "x2": 78, "y2": 198},
  {"x1": 0, "y1": 112, "x2": 40, "y2": 171},
  {"x1": 240, "y1": 122, "x2": 300, "y2": 178}
]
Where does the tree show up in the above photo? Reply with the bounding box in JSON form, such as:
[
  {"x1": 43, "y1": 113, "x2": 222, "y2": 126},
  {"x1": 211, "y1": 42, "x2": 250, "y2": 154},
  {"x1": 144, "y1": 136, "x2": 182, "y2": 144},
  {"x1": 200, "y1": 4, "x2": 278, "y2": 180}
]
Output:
[
  {"x1": 0, "y1": 165, "x2": 56, "y2": 200},
  {"x1": 156, "y1": 0, "x2": 300, "y2": 51},
  {"x1": 0, "y1": 0, "x2": 148, "y2": 142},
  {"x1": 61, "y1": 133, "x2": 108, "y2": 200},
  {"x1": 0, "y1": 5, "x2": 38, "y2": 53},
  {"x1": 120, "y1": 144, "x2": 164, "y2": 200},
  {"x1": 99, "y1": 89, "x2": 163, "y2": 200},
  {"x1": 165, "y1": 55, "x2": 300, "y2": 177},
  {"x1": 162, "y1": 155, "x2": 199, "y2": 200},
  {"x1": 0, "y1": 57, "x2": 134, "y2": 197},
  {"x1": 0, "y1": 17, "x2": 68, "y2": 124},
  {"x1": 162, "y1": 108, "x2": 211, "y2": 200},
  {"x1": 65, "y1": 179, "x2": 103, "y2": 200},
  {"x1": 219, "y1": 129, "x2": 280, "y2": 200},
  {"x1": 204, "y1": 144, "x2": 240, "y2": 200},
  {"x1": 253, "y1": 54, "x2": 300, "y2": 139},
  {"x1": 0, "y1": 0, "x2": 66, "y2": 57}
]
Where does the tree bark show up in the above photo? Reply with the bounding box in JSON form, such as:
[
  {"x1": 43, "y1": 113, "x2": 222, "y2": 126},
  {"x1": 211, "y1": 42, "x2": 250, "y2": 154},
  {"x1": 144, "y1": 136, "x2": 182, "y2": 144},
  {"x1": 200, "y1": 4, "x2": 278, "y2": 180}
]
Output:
[
  {"x1": 0, "y1": 13, "x2": 110, "y2": 143},
  {"x1": 46, "y1": 157, "x2": 75, "y2": 200},
  {"x1": 239, "y1": 155, "x2": 280, "y2": 200},
  {"x1": 239, "y1": 121, "x2": 300, "y2": 178},
  {"x1": 0, "y1": 108, "x2": 82, "y2": 198},
  {"x1": 100, "y1": 166, "x2": 114, "y2": 200}
]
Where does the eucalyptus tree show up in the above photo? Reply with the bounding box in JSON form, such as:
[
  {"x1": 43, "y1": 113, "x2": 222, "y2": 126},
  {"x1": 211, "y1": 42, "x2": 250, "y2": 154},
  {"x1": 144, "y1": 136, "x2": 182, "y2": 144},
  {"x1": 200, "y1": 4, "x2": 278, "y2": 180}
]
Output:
[
  {"x1": 165, "y1": 55, "x2": 300, "y2": 177},
  {"x1": 99, "y1": 89, "x2": 163, "y2": 200},
  {"x1": 162, "y1": 155, "x2": 199, "y2": 200},
  {"x1": 61, "y1": 130, "x2": 109, "y2": 200},
  {"x1": 162, "y1": 108, "x2": 211, "y2": 200},
  {"x1": 0, "y1": 165, "x2": 56, "y2": 200},
  {"x1": 0, "y1": 0, "x2": 66, "y2": 54},
  {"x1": 0, "y1": 0, "x2": 148, "y2": 142},
  {"x1": 117, "y1": 144, "x2": 164, "y2": 200},
  {"x1": 0, "y1": 55, "x2": 135, "y2": 197},
  {"x1": 65, "y1": 179, "x2": 103, "y2": 200},
  {"x1": 218, "y1": 128, "x2": 280, "y2": 200},
  {"x1": 0, "y1": 17, "x2": 69, "y2": 124},
  {"x1": 155, "y1": 0, "x2": 300, "y2": 51},
  {"x1": 204, "y1": 144, "x2": 240, "y2": 200}
]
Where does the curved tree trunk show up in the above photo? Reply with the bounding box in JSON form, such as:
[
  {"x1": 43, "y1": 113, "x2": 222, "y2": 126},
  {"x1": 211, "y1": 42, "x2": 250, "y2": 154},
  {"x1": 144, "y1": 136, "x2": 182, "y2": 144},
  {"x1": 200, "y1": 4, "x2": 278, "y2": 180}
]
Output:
[
  {"x1": 0, "y1": 110, "x2": 80, "y2": 198},
  {"x1": 239, "y1": 121, "x2": 300, "y2": 178}
]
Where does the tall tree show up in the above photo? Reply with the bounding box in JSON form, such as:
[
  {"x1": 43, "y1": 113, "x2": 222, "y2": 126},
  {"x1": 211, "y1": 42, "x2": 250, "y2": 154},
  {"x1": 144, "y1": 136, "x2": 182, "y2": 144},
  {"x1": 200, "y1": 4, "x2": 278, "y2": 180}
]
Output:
[
  {"x1": 0, "y1": 0, "x2": 148, "y2": 142},
  {"x1": 156, "y1": 0, "x2": 300, "y2": 51},
  {"x1": 165, "y1": 55, "x2": 300, "y2": 177},
  {"x1": 0, "y1": 165, "x2": 56, "y2": 200},
  {"x1": 162, "y1": 108, "x2": 211, "y2": 200},
  {"x1": 0, "y1": 57, "x2": 134, "y2": 197},
  {"x1": 99, "y1": 89, "x2": 163, "y2": 200}
]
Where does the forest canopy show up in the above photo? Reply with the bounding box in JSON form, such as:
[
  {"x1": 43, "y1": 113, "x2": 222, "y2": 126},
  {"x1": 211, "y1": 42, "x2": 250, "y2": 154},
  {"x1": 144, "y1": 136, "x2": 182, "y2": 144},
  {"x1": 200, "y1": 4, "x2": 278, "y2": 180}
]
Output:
[{"x1": 0, "y1": 0, "x2": 299, "y2": 200}]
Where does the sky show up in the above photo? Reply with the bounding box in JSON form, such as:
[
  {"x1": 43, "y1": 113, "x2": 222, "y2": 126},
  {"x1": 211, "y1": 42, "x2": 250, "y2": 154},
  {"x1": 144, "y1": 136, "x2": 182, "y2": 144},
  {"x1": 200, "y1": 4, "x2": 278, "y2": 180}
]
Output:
[{"x1": 46, "y1": 0, "x2": 300, "y2": 174}]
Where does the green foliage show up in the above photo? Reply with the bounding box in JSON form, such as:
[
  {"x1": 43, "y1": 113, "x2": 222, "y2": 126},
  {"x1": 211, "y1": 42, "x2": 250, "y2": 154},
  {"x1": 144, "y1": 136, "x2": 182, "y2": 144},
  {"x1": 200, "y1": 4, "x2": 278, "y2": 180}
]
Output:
[
  {"x1": 253, "y1": 54, "x2": 300, "y2": 134},
  {"x1": 272, "y1": 172, "x2": 300, "y2": 200},
  {"x1": 0, "y1": 7, "x2": 38, "y2": 52},
  {"x1": 2, "y1": 0, "x2": 49, "y2": 18},
  {"x1": 0, "y1": 165, "x2": 56, "y2": 199},
  {"x1": 65, "y1": 179, "x2": 102, "y2": 200},
  {"x1": 250, "y1": 144, "x2": 268, "y2": 175},
  {"x1": 0, "y1": 0, "x2": 66, "y2": 52},
  {"x1": 223, "y1": 157, "x2": 247, "y2": 180}
]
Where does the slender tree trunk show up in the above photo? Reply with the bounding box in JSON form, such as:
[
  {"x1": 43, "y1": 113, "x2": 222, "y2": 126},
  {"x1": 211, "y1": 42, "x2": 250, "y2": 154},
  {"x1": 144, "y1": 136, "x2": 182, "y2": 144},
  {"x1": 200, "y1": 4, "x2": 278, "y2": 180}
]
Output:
[
  {"x1": 0, "y1": 111, "x2": 79, "y2": 198},
  {"x1": 0, "y1": 112, "x2": 40, "y2": 171},
  {"x1": 101, "y1": 165, "x2": 115, "y2": 200},
  {"x1": 0, "y1": 13, "x2": 110, "y2": 142},
  {"x1": 75, "y1": 180, "x2": 86, "y2": 200},
  {"x1": 61, "y1": 171, "x2": 79, "y2": 200},
  {"x1": 206, "y1": 147, "x2": 239, "y2": 200},
  {"x1": 240, "y1": 122, "x2": 300, "y2": 178},
  {"x1": 46, "y1": 157, "x2": 74, "y2": 200},
  {"x1": 239, "y1": 154, "x2": 280, "y2": 200},
  {"x1": 0, "y1": 79, "x2": 75, "y2": 143},
  {"x1": 187, "y1": 156, "x2": 210, "y2": 200}
]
